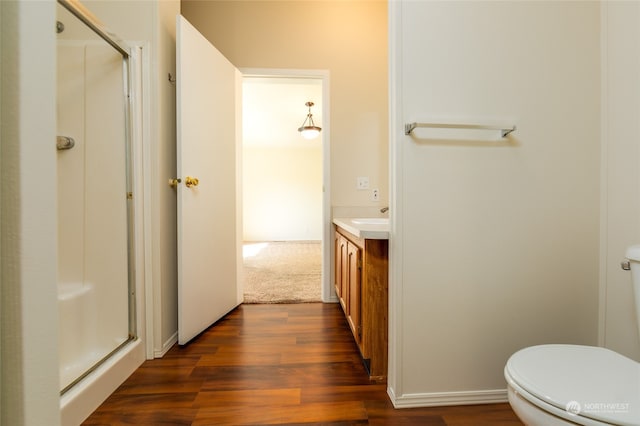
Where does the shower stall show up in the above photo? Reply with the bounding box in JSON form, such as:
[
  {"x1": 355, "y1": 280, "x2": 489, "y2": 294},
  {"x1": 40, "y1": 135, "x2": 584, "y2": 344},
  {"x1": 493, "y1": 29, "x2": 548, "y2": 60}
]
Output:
[{"x1": 56, "y1": 0, "x2": 138, "y2": 410}]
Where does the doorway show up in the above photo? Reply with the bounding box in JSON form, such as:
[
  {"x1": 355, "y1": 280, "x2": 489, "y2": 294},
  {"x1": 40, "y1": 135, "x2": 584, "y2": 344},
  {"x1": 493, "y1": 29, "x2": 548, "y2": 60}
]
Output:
[
  {"x1": 175, "y1": 17, "x2": 334, "y2": 346},
  {"x1": 241, "y1": 71, "x2": 331, "y2": 303}
]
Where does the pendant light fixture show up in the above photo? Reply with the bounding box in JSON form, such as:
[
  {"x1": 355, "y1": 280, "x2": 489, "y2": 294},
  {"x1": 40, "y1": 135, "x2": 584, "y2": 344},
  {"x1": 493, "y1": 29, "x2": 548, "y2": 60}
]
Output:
[{"x1": 298, "y1": 101, "x2": 322, "y2": 140}]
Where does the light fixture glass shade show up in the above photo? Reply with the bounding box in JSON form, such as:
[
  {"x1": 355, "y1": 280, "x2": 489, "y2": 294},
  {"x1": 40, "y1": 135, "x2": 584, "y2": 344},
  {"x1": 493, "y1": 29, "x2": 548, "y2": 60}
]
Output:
[
  {"x1": 299, "y1": 126, "x2": 321, "y2": 139},
  {"x1": 298, "y1": 101, "x2": 321, "y2": 139}
]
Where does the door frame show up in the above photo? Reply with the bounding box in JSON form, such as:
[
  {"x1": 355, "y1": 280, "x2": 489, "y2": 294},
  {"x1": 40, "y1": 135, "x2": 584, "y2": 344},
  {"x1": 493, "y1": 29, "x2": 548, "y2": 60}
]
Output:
[{"x1": 240, "y1": 68, "x2": 334, "y2": 303}]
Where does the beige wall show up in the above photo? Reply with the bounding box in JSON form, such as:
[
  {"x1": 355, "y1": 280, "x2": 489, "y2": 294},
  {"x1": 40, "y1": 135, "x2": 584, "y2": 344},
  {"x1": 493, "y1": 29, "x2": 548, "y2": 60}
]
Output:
[
  {"x1": 181, "y1": 0, "x2": 389, "y2": 209},
  {"x1": 601, "y1": 1, "x2": 640, "y2": 361},
  {"x1": 390, "y1": 1, "x2": 601, "y2": 404}
]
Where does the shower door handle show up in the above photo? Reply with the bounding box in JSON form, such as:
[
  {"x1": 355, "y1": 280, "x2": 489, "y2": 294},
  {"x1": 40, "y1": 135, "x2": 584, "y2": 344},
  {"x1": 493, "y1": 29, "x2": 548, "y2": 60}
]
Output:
[{"x1": 185, "y1": 176, "x2": 200, "y2": 188}]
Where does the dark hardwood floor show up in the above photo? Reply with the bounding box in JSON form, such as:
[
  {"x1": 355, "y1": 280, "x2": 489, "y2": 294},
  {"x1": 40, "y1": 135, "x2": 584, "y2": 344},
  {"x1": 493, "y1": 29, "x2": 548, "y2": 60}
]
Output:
[{"x1": 83, "y1": 303, "x2": 524, "y2": 425}]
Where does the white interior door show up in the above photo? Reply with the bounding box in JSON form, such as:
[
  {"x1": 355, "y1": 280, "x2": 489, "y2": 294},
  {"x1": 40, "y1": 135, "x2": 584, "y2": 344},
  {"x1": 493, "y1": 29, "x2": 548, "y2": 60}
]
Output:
[{"x1": 176, "y1": 15, "x2": 241, "y2": 345}]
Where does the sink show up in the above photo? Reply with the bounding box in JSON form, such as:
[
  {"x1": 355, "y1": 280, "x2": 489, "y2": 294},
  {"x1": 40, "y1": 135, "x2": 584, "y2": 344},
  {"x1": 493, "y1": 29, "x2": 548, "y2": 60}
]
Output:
[
  {"x1": 333, "y1": 217, "x2": 390, "y2": 239},
  {"x1": 351, "y1": 218, "x2": 389, "y2": 225}
]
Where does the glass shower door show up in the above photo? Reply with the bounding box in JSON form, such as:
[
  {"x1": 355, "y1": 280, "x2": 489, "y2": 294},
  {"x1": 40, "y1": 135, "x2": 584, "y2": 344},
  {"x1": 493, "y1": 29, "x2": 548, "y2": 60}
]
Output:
[{"x1": 56, "y1": 0, "x2": 135, "y2": 394}]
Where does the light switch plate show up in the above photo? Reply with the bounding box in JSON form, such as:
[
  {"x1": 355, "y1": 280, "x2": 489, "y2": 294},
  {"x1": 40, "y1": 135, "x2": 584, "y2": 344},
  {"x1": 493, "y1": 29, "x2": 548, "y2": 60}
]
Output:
[{"x1": 357, "y1": 176, "x2": 369, "y2": 190}]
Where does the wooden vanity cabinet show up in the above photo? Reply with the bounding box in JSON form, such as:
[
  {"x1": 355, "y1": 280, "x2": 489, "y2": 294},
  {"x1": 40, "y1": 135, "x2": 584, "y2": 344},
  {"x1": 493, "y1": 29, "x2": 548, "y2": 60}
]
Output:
[{"x1": 334, "y1": 226, "x2": 388, "y2": 381}]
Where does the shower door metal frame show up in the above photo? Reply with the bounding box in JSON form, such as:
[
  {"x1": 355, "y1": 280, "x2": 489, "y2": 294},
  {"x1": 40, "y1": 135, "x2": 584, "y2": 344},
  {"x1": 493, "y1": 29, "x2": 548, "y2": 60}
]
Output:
[{"x1": 57, "y1": 0, "x2": 138, "y2": 394}]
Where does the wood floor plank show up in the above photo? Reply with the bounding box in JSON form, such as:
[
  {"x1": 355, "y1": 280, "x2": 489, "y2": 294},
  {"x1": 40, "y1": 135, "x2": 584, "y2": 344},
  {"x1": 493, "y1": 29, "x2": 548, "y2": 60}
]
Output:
[
  {"x1": 280, "y1": 349, "x2": 364, "y2": 365},
  {"x1": 192, "y1": 388, "x2": 301, "y2": 408},
  {"x1": 195, "y1": 361, "x2": 372, "y2": 392},
  {"x1": 196, "y1": 350, "x2": 282, "y2": 366},
  {"x1": 114, "y1": 367, "x2": 203, "y2": 395},
  {"x1": 88, "y1": 391, "x2": 198, "y2": 412},
  {"x1": 301, "y1": 384, "x2": 389, "y2": 404},
  {"x1": 192, "y1": 401, "x2": 368, "y2": 425},
  {"x1": 83, "y1": 303, "x2": 523, "y2": 425},
  {"x1": 83, "y1": 408, "x2": 198, "y2": 426}
]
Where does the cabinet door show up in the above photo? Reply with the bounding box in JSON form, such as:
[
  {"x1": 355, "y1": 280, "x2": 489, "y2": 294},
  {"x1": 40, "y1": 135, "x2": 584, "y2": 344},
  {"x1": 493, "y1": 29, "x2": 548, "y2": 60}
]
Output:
[
  {"x1": 334, "y1": 231, "x2": 342, "y2": 300},
  {"x1": 339, "y1": 234, "x2": 349, "y2": 311},
  {"x1": 346, "y1": 241, "x2": 361, "y2": 343}
]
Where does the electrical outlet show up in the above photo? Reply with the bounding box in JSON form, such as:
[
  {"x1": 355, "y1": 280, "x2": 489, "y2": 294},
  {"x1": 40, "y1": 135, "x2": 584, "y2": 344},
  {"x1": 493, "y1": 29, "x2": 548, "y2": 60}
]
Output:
[
  {"x1": 372, "y1": 189, "x2": 379, "y2": 201},
  {"x1": 357, "y1": 176, "x2": 369, "y2": 190}
]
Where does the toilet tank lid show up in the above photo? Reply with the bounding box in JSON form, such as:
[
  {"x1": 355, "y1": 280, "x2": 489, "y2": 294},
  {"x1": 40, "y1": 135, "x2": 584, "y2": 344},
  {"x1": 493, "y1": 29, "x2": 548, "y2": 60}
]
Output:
[{"x1": 626, "y1": 244, "x2": 640, "y2": 261}]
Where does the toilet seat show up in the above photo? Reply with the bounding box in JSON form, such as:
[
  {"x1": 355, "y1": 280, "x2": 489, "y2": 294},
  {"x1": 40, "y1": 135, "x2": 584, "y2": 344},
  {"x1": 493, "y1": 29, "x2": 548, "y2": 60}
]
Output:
[{"x1": 505, "y1": 344, "x2": 640, "y2": 425}]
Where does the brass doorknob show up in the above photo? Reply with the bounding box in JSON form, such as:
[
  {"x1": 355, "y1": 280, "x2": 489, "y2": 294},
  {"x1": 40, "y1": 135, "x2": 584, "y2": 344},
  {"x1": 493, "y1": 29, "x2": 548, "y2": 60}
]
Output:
[{"x1": 185, "y1": 176, "x2": 199, "y2": 188}]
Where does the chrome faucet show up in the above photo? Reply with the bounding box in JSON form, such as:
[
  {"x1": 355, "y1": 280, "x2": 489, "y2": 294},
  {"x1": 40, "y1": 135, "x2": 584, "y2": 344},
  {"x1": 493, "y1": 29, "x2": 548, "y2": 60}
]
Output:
[{"x1": 380, "y1": 207, "x2": 389, "y2": 213}]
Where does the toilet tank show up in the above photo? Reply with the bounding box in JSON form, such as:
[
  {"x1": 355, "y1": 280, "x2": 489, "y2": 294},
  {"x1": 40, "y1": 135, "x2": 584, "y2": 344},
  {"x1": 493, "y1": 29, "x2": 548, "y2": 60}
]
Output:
[{"x1": 625, "y1": 245, "x2": 640, "y2": 338}]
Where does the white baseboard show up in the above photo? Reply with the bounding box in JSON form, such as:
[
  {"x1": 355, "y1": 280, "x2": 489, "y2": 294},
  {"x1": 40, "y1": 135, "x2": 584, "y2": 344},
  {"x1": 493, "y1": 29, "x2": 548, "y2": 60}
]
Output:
[
  {"x1": 389, "y1": 388, "x2": 508, "y2": 408},
  {"x1": 154, "y1": 331, "x2": 178, "y2": 358}
]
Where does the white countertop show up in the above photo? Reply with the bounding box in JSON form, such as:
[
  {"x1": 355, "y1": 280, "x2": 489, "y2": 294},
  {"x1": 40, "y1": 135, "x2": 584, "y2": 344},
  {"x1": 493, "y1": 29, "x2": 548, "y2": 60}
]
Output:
[{"x1": 332, "y1": 217, "x2": 389, "y2": 240}]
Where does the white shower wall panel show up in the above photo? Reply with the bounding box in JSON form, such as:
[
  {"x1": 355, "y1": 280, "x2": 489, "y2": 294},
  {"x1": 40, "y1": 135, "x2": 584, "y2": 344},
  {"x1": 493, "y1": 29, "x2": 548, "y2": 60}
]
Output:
[
  {"x1": 57, "y1": 44, "x2": 86, "y2": 286},
  {"x1": 57, "y1": 42, "x2": 129, "y2": 391}
]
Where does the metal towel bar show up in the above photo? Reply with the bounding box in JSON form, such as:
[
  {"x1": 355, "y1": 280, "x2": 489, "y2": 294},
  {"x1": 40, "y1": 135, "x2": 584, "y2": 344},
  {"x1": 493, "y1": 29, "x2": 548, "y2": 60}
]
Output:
[{"x1": 405, "y1": 122, "x2": 516, "y2": 138}]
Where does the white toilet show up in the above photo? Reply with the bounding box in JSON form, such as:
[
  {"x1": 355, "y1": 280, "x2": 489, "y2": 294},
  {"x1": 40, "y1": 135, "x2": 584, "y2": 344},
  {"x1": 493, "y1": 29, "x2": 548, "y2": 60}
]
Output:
[{"x1": 504, "y1": 245, "x2": 640, "y2": 425}]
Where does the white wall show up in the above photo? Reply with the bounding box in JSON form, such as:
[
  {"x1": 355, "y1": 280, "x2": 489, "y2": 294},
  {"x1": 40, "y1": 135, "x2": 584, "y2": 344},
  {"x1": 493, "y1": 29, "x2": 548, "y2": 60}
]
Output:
[
  {"x1": 390, "y1": 1, "x2": 601, "y2": 405},
  {"x1": 600, "y1": 1, "x2": 640, "y2": 361},
  {"x1": 0, "y1": 1, "x2": 61, "y2": 424}
]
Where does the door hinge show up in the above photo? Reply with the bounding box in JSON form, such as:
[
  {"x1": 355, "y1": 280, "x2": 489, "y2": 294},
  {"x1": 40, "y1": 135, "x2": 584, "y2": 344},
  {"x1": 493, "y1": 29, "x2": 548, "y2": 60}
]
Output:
[
  {"x1": 127, "y1": 192, "x2": 133, "y2": 200},
  {"x1": 357, "y1": 258, "x2": 362, "y2": 269}
]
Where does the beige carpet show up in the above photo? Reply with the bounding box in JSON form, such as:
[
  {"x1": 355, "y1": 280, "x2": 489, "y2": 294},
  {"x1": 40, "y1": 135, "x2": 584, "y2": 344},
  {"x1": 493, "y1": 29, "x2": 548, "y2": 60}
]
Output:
[{"x1": 243, "y1": 241, "x2": 322, "y2": 304}]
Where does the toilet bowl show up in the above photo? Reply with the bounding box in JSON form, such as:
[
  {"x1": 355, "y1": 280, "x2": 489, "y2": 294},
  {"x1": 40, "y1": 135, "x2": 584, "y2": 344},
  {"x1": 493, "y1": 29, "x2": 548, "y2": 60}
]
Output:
[
  {"x1": 505, "y1": 344, "x2": 639, "y2": 425},
  {"x1": 505, "y1": 245, "x2": 640, "y2": 425}
]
